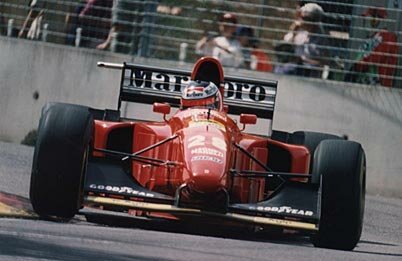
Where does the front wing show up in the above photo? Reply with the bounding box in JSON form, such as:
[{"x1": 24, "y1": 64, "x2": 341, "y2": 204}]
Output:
[{"x1": 84, "y1": 161, "x2": 320, "y2": 232}]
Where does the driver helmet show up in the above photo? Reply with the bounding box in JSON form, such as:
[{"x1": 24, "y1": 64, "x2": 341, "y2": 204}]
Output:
[{"x1": 181, "y1": 80, "x2": 221, "y2": 110}]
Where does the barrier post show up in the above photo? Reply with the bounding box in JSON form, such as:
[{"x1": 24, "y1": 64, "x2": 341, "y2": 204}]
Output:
[
  {"x1": 42, "y1": 23, "x2": 48, "y2": 42},
  {"x1": 75, "y1": 27, "x2": 82, "y2": 47},
  {"x1": 7, "y1": 19, "x2": 14, "y2": 37},
  {"x1": 179, "y1": 42, "x2": 188, "y2": 65}
]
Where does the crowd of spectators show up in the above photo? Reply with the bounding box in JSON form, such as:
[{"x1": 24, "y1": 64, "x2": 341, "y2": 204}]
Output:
[
  {"x1": 194, "y1": 3, "x2": 329, "y2": 76},
  {"x1": 345, "y1": 7, "x2": 399, "y2": 87},
  {"x1": 279, "y1": 3, "x2": 329, "y2": 78},
  {"x1": 193, "y1": 2, "x2": 399, "y2": 87},
  {"x1": 2, "y1": 1, "x2": 400, "y2": 87},
  {"x1": 195, "y1": 13, "x2": 273, "y2": 72}
]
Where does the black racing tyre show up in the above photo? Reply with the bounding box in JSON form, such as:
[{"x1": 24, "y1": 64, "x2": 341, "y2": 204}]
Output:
[
  {"x1": 290, "y1": 131, "x2": 342, "y2": 175},
  {"x1": 290, "y1": 131, "x2": 342, "y2": 155},
  {"x1": 30, "y1": 103, "x2": 93, "y2": 219},
  {"x1": 311, "y1": 140, "x2": 366, "y2": 250}
]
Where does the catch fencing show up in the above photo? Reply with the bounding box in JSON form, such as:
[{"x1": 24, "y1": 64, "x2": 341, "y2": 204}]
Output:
[{"x1": 1, "y1": 0, "x2": 402, "y2": 87}]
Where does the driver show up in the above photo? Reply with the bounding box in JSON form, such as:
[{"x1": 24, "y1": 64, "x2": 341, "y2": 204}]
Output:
[{"x1": 181, "y1": 80, "x2": 222, "y2": 110}]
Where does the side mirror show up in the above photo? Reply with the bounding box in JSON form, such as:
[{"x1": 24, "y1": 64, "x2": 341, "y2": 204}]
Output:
[
  {"x1": 240, "y1": 114, "x2": 257, "y2": 130},
  {"x1": 153, "y1": 103, "x2": 170, "y2": 121}
]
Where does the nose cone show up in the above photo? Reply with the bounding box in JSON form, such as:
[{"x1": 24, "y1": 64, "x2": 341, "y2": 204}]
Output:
[
  {"x1": 186, "y1": 148, "x2": 227, "y2": 194},
  {"x1": 189, "y1": 169, "x2": 224, "y2": 193},
  {"x1": 182, "y1": 126, "x2": 228, "y2": 194}
]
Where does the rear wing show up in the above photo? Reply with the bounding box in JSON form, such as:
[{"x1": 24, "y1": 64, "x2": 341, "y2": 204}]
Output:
[{"x1": 98, "y1": 62, "x2": 278, "y2": 120}]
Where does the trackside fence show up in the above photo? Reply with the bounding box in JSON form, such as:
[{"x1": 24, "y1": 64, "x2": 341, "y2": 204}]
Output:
[{"x1": 1, "y1": 0, "x2": 402, "y2": 87}]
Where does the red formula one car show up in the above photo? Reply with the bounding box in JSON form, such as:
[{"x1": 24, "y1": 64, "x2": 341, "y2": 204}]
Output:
[{"x1": 30, "y1": 57, "x2": 366, "y2": 250}]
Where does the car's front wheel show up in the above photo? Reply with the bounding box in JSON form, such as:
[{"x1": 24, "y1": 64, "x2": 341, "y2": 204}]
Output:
[
  {"x1": 30, "y1": 103, "x2": 93, "y2": 219},
  {"x1": 311, "y1": 140, "x2": 366, "y2": 250}
]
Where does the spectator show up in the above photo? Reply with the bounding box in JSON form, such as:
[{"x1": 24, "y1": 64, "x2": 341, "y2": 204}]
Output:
[
  {"x1": 18, "y1": 0, "x2": 47, "y2": 40},
  {"x1": 97, "y1": 0, "x2": 143, "y2": 54},
  {"x1": 345, "y1": 7, "x2": 399, "y2": 87},
  {"x1": 195, "y1": 13, "x2": 243, "y2": 68},
  {"x1": 236, "y1": 26, "x2": 273, "y2": 72},
  {"x1": 78, "y1": 0, "x2": 112, "y2": 48},
  {"x1": 273, "y1": 41, "x2": 301, "y2": 75},
  {"x1": 282, "y1": 3, "x2": 329, "y2": 78},
  {"x1": 64, "y1": 1, "x2": 86, "y2": 46}
]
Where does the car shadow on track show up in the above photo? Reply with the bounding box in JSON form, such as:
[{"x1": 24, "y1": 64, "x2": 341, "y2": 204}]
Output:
[
  {"x1": 0, "y1": 232, "x2": 173, "y2": 261},
  {"x1": 360, "y1": 240, "x2": 399, "y2": 247},
  {"x1": 355, "y1": 240, "x2": 402, "y2": 257},
  {"x1": 353, "y1": 250, "x2": 402, "y2": 258}
]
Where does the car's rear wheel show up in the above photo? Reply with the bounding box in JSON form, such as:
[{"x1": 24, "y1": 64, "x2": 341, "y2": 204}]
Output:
[
  {"x1": 311, "y1": 140, "x2": 366, "y2": 250},
  {"x1": 290, "y1": 131, "x2": 342, "y2": 177},
  {"x1": 30, "y1": 103, "x2": 93, "y2": 219},
  {"x1": 290, "y1": 131, "x2": 342, "y2": 155}
]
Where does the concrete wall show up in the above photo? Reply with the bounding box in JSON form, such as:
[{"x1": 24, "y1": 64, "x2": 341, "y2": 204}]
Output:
[
  {"x1": 0, "y1": 38, "x2": 121, "y2": 142},
  {"x1": 1, "y1": 37, "x2": 401, "y2": 198},
  {"x1": 273, "y1": 75, "x2": 402, "y2": 198}
]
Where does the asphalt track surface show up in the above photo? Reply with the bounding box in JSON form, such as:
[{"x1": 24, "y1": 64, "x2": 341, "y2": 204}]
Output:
[{"x1": 0, "y1": 142, "x2": 401, "y2": 261}]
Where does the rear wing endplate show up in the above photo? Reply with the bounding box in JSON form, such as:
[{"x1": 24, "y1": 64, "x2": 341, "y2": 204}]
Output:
[{"x1": 98, "y1": 62, "x2": 278, "y2": 120}]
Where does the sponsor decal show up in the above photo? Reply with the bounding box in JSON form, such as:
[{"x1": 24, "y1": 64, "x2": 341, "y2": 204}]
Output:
[
  {"x1": 191, "y1": 155, "x2": 222, "y2": 164},
  {"x1": 225, "y1": 82, "x2": 271, "y2": 102},
  {"x1": 189, "y1": 120, "x2": 225, "y2": 131},
  {"x1": 89, "y1": 184, "x2": 155, "y2": 198},
  {"x1": 228, "y1": 213, "x2": 317, "y2": 230},
  {"x1": 190, "y1": 109, "x2": 227, "y2": 121},
  {"x1": 256, "y1": 206, "x2": 314, "y2": 216},
  {"x1": 187, "y1": 135, "x2": 205, "y2": 148},
  {"x1": 123, "y1": 68, "x2": 275, "y2": 103},
  {"x1": 191, "y1": 147, "x2": 224, "y2": 157},
  {"x1": 185, "y1": 86, "x2": 205, "y2": 98},
  {"x1": 187, "y1": 135, "x2": 227, "y2": 151},
  {"x1": 126, "y1": 69, "x2": 189, "y2": 92}
]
